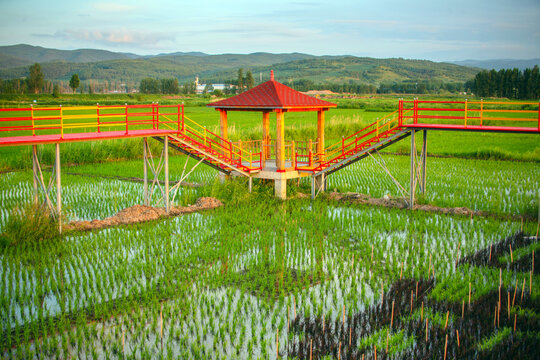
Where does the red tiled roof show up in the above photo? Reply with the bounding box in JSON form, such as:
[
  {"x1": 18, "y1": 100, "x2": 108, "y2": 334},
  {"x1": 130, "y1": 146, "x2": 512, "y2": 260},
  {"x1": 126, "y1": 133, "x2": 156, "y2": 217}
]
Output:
[{"x1": 207, "y1": 79, "x2": 337, "y2": 111}]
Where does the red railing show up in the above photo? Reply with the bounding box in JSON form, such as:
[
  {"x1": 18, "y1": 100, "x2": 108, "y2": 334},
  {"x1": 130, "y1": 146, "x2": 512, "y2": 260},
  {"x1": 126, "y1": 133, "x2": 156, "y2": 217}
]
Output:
[
  {"x1": 295, "y1": 99, "x2": 539, "y2": 173},
  {"x1": 401, "y1": 99, "x2": 540, "y2": 130},
  {"x1": 0, "y1": 103, "x2": 183, "y2": 139}
]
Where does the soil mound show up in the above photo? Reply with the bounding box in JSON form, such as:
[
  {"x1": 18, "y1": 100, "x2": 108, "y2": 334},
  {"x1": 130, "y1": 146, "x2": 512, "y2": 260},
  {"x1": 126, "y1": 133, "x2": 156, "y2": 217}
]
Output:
[
  {"x1": 329, "y1": 191, "x2": 488, "y2": 216},
  {"x1": 65, "y1": 197, "x2": 223, "y2": 231}
]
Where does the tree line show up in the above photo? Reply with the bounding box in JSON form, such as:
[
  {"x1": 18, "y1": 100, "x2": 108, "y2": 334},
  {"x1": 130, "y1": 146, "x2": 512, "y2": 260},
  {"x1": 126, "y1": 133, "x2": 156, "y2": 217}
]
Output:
[
  {"x1": 0, "y1": 63, "x2": 135, "y2": 95},
  {"x1": 466, "y1": 66, "x2": 540, "y2": 100}
]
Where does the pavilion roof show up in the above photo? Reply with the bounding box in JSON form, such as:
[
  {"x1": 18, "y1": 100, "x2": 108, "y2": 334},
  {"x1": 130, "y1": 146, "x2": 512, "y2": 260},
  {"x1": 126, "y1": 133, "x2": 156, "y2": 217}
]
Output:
[{"x1": 207, "y1": 72, "x2": 336, "y2": 111}]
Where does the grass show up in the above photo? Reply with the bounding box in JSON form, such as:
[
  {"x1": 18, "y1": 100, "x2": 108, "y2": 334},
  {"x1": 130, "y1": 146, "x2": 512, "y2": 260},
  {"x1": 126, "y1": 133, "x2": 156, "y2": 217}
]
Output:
[
  {"x1": 0, "y1": 202, "x2": 60, "y2": 247},
  {"x1": 1, "y1": 95, "x2": 539, "y2": 359}
]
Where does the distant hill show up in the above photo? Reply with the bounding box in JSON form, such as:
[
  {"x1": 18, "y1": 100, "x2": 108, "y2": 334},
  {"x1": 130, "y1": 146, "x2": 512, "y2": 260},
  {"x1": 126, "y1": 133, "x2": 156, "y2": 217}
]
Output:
[
  {"x1": 0, "y1": 44, "x2": 139, "y2": 67},
  {"x1": 451, "y1": 59, "x2": 540, "y2": 71},
  {"x1": 0, "y1": 44, "x2": 481, "y2": 87}
]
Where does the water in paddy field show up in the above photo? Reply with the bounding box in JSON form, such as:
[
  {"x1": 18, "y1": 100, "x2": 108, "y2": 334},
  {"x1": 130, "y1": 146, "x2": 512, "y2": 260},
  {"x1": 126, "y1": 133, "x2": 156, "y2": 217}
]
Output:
[{"x1": 0, "y1": 155, "x2": 538, "y2": 359}]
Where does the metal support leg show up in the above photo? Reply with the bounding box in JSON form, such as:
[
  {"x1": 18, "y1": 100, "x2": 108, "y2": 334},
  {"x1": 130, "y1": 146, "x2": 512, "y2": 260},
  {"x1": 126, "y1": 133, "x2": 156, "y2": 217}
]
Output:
[
  {"x1": 421, "y1": 130, "x2": 427, "y2": 194},
  {"x1": 32, "y1": 145, "x2": 38, "y2": 206},
  {"x1": 164, "y1": 136, "x2": 169, "y2": 213},
  {"x1": 311, "y1": 176, "x2": 315, "y2": 200},
  {"x1": 55, "y1": 143, "x2": 62, "y2": 233},
  {"x1": 248, "y1": 177, "x2": 253, "y2": 193},
  {"x1": 143, "y1": 138, "x2": 149, "y2": 206},
  {"x1": 409, "y1": 130, "x2": 415, "y2": 209}
]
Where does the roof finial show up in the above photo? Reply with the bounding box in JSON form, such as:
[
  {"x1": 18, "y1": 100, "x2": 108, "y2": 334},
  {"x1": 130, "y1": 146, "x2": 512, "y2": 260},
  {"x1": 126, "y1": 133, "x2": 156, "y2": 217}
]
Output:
[{"x1": 270, "y1": 70, "x2": 274, "y2": 81}]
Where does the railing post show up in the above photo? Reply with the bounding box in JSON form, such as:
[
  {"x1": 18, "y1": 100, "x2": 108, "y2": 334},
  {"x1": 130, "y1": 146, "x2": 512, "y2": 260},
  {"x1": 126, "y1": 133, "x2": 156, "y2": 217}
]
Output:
[
  {"x1": 464, "y1": 99, "x2": 468, "y2": 128},
  {"x1": 151, "y1": 102, "x2": 155, "y2": 130},
  {"x1": 155, "y1": 102, "x2": 159, "y2": 130},
  {"x1": 376, "y1": 118, "x2": 380, "y2": 137},
  {"x1": 177, "y1": 104, "x2": 181, "y2": 133},
  {"x1": 291, "y1": 140, "x2": 296, "y2": 168},
  {"x1": 309, "y1": 150, "x2": 313, "y2": 167},
  {"x1": 480, "y1": 99, "x2": 483, "y2": 127},
  {"x1": 413, "y1": 98, "x2": 418, "y2": 125},
  {"x1": 125, "y1": 103, "x2": 128, "y2": 134},
  {"x1": 97, "y1": 103, "x2": 101, "y2": 133},
  {"x1": 60, "y1": 105, "x2": 64, "y2": 139},
  {"x1": 204, "y1": 127, "x2": 207, "y2": 147},
  {"x1": 341, "y1": 136, "x2": 344, "y2": 155},
  {"x1": 31, "y1": 104, "x2": 35, "y2": 136},
  {"x1": 181, "y1": 103, "x2": 185, "y2": 133},
  {"x1": 398, "y1": 98, "x2": 403, "y2": 126},
  {"x1": 238, "y1": 139, "x2": 242, "y2": 164}
]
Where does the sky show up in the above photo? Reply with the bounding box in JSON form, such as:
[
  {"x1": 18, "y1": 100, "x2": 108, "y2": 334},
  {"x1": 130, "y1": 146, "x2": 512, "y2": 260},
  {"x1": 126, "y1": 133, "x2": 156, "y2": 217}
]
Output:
[{"x1": 1, "y1": 0, "x2": 539, "y2": 61}]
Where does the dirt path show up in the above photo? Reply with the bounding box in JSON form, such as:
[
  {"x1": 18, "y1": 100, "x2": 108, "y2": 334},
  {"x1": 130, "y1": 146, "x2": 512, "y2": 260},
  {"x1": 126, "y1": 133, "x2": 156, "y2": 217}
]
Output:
[
  {"x1": 325, "y1": 191, "x2": 531, "y2": 221},
  {"x1": 65, "y1": 197, "x2": 223, "y2": 231}
]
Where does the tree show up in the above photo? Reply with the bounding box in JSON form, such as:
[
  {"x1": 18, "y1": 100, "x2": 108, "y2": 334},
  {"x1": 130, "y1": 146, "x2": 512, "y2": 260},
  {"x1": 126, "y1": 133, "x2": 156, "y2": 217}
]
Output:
[
  {"x1": 237, "y1": 68, "x2": 244, "y2": 93},
  {"x1": 69, "y1": 74, "x2": 80, "y2": 94},
  {"x1": 182, "y1": 81, "x2": 196, "y2": 94},
  {"x1": 140, "y1": 78, "x2": 160, "y2": 93},
  {"x1": 52, "y1": 84, "x2": 60, "y2": 98},
  {"x1": 27, "y1": 63, "x2": 44, "y2": 94},
  {"x1": 160, "y1": 78, "x2": 179, "y2": 94},
  {"x1": 246, "y1": 71, "x2": 254, "y2": 90}
]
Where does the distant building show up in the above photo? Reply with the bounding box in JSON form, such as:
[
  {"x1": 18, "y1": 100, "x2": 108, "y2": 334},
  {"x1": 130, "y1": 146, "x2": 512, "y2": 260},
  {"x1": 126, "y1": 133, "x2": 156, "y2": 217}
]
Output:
[{"x1": 195, "y1": 76, "x2": 233, "y2": 94}]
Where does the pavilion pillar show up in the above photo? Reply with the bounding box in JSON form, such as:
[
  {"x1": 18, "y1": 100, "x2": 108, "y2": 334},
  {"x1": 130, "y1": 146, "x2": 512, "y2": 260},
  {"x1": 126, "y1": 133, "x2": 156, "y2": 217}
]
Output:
[
  {"x1": 276, "y1": 110, "x2": 285, "y2": 170},
  {"x1": 219, "y1": 110, "x2": 228, "y2": 156},
  {"x1": 262, "y1": 111, "x2": 270, "y2": 160},
  {"x1": 317, "y1": 110, "x2": 325, "y2": 163},
  {"x1": 275, "y1": 110, "x2": 287, "y2": 199}
]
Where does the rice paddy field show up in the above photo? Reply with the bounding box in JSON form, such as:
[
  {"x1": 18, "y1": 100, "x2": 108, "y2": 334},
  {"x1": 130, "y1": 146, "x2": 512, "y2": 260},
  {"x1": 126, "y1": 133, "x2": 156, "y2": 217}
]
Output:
[{"x1": 0, "y1": 97, "x2": 539, "y2": 359}]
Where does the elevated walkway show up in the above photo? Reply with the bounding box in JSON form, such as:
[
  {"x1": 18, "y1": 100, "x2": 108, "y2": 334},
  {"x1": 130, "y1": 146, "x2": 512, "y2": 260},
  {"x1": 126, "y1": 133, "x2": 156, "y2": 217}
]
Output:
[{"x1": 0, "y1": 100, "x2": 538, "y2": 216}]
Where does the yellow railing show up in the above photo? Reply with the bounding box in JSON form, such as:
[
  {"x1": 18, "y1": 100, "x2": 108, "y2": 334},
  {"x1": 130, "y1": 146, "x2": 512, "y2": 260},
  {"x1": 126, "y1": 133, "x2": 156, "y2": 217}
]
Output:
[{"x1": 179, "y1": 115, "x2": 261, "y2": 169}]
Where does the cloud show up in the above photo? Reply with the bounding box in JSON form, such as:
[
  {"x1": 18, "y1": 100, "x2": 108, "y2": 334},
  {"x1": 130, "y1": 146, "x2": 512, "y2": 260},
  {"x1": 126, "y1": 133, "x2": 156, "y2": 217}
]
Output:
[
  {"x1": 92, "y1": 2, "x2": 137, "y2": 13},
  {"x1": 38, "y1": 29, "x2": 175, "y2": 49}
]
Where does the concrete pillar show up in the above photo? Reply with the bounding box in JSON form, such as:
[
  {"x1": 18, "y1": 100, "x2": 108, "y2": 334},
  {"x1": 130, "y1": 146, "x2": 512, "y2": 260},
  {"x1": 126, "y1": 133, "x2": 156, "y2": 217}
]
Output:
[
  {"x1": 317, "y1": 110, "x2": 325, "y2": 163},
  {"x1": 276, "y1": 110, "x2": 285, "y2": 170},
  {"x1": 275, "y1": 178, "x2": 287, "y2": 199}
]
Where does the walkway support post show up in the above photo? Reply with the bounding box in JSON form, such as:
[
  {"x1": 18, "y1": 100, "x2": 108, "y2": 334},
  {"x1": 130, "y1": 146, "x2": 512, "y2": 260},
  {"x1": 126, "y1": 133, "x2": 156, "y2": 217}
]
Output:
[
  {"x1": 409, "y1": 130, "x2": 416, "y2": 209},
  {"x1": 143, "y1": 138, "x2": 149, "y2": 205},
  {"x1": 421, "y1": 130, "x2": 427, "y2": 194},
  {"x1": 164, "y1": 135, "x2": 169, "y2": 213},
  {"x1": 32, "y1": 145, "x2": 38, "y2": 206},
  {"x1": 55, "y1": 143, "x2": 62, "y2": 233}
]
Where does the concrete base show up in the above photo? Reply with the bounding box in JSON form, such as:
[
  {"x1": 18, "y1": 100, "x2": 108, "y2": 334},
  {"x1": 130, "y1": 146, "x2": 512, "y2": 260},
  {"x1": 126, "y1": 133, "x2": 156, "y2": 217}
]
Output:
[
  {"x1": 232, "y1": 161, "x2": 311, "y2": 199},
  {"x1": 275, "y1": 178, "x2": 287, "y2": 199}
]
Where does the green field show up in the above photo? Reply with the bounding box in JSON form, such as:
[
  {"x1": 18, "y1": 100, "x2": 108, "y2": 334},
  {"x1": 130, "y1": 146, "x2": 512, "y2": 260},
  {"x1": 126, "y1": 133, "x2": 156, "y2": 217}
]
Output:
[{"x1": 1, "y1": 95, "x2": 539, "y2": 359}]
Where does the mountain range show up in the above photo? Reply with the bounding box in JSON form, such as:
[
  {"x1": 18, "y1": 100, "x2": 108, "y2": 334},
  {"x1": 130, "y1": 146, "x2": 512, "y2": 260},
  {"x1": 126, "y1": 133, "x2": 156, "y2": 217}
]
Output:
[{"x1": 2, "y1": 44, "x2": 535, "y2": 86}]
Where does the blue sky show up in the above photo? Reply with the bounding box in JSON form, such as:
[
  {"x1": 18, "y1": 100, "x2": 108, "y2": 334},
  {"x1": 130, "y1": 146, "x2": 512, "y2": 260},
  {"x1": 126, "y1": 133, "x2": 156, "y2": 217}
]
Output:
[{"x1": 1, "y1": 0, "x2": 539, "y2": 61}]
